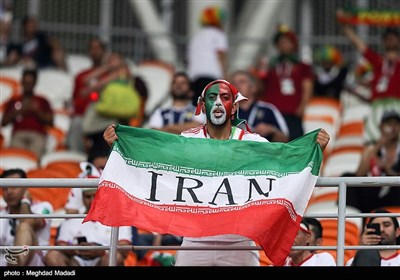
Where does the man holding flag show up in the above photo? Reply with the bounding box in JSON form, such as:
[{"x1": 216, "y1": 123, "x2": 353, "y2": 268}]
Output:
[{"x1": 97, "y1": 79, "x2": 330, "y2": 266}]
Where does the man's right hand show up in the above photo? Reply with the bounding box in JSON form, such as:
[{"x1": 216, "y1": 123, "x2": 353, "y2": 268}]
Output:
[
  {"x1": 360, "y1": 228, "x2": 381, "y2": 245},
  {"x1": 103, "y1": 124, "x2": 118, "y2": 147}
]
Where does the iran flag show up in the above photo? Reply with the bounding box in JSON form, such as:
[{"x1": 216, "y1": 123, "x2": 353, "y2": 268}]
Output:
[{"x1": 84, "y1": 125, "x2": 323, "y2": 266}]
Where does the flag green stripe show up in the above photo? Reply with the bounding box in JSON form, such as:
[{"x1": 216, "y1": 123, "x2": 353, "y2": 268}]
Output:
[{"x1": 113, "y1": 125, "x2": 323, "y2": 176}]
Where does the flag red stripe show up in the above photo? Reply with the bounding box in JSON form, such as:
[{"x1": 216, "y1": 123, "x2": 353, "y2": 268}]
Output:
[{"x1": 85, "y1": 185, "x2": 302, "y2": 266}]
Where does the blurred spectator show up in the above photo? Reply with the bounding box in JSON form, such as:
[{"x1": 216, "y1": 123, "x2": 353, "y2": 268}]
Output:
[
  {"x1": 45, "y1": 187, "x2": 132, "y2": 266},
  {"x1": 340, "y1": 17, "x2": 400, "y2": 102},
  {"x1": 65, "y1": 147, "x2": 109, "y2": 214},
  {"x1": 283, "y1": 219, "x2": 336, "y2": 266},
  {"x1": 346, "y1": 209, "x2": 400, "y2": 266},
  {"x1": 1, "y1": 68, "x2": 54, "y2": 157},
  {"x1": 260, "y1": 24, "x2": 313, "y2": 141},
  {"x1": 147, "y1": 72, "x2": 205, "y2": 134},
  {"x1": 66, "y1": 37, "x2": 108, "y2": 153},
  {"x1": 313, "y1": 45, "x2": 348, "y2": 100},
  {"x1": 80, "y1": 52, "x2": 147, "y2": 151},
  {"x1": 187, "y1": 5, "x2": 228, "y2": 106},
  {"x1": 135, "y1": 232, "x2": 182, "y2": 264},
  {"x1": 346, "y1": 111, "x2": 400, "y2": 213},
  {"x1": 0, "y1": 168, "x2": 53, "y2": 266},
  {"x1": 342, "y1": 58, "x2": 373, "y2": 103},
  {"x1": 18, "y1": 15, "x2": 66, "y2": 70},
  {"x1": 0, "y1": 5, "x2": 19, "y2": 67},
  {"x1": 230, "y1": 70, "x2": 289, "y2": 142},
  {"x1": 302, "y1": 217, "x2": 324, "y2": 252}
]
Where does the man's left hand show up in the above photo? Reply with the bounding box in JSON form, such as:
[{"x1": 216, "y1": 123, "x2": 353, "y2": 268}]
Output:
[{"x1": 317, "y1": 129, "x2": 330, "y2": 151}]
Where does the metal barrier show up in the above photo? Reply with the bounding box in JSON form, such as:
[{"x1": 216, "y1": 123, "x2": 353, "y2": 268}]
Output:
[{"x1": 1, "y1": 177, "x2": 400, "y2": 266}]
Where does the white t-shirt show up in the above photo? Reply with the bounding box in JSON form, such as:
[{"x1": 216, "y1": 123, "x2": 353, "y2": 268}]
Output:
[
  {"x1": 187, "y1": 26, "x2": 228, "y2": 80},
  {"x1": 346, "y1": 252, "x2": 400, "y2": 266},
  {"x1": 148, "y1": 103, "x2": 206, "y2": 129},
  {"x1": 180, "y1": 125, "x2": 268, "y2": 242},
  {"x1": 0, "y1": 201, "x2": 53, "y2": 266},
  {"x1": 65, "y1": 188, "x2": 85, "y2": 213},
  {"x1": 57, "y1": 218, "x2": 132, "y2": 246},
  {"x1": 284, "y1": 252, "x2": 337, "y2": 266}
]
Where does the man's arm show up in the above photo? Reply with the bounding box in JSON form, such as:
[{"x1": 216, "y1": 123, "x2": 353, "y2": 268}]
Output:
[
  {"x1": 337, "y1": 10, "x2": 367, "y2": 53},
  {"x1": 296, "y1": 78, "x2": 313, "y2": 118}
]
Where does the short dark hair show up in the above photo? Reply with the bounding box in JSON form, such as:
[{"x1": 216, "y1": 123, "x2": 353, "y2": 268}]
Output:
[
  {"x1": 303, "y1": 217, "x2": 323, "y2": 239},
  {"x1": 22, "y1": 68, "x2": 38, "y2": 83},
  {"x1": 369, "y1": 209, "x2": 399, "y2": 229},
  {"x1": 21, "y1": 15, "x2": 36, "y2": 28},
  {"x1": 382, "y1": 27, "x2": 400, "y2": 39},
  {"x1": 1, "y1": 168, "x2": 27, "y2": 178},
  {"x1": 173, "y1": 72, "x2": 190, "y2": 82},
  {"x1": 87, "y1": 147, "x2": 109, "y2": 164},
  {"x1": 88, "y1": 37, "x2": 107, "y2": 51}
]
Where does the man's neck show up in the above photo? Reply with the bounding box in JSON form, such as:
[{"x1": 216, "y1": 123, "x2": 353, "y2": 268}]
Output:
[
  {"x1": 205, "y1": 122, "x2": 233, "y2": 140},
  {"x1": 380, "y1": 249, "x2": 398, "y2": 259},
  {"x1": 291, "y1": 251, "x2": 312, "y2": 266}
]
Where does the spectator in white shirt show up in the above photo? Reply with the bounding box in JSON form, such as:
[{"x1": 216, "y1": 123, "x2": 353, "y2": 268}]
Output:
[
  {"x1": 284, "y1": 219, "x2": 336, "y2": 266},
  {"x1": 347, "y1": 209, "x2": 400, "y2": 266},
  {"x1": 187, "y1": 5, "x2": 228, "y2": 106},
  {"x1": 0, "y1": 168, "x2": 53, "y2": 266},
  {"x1": 45, "y1": 187, "x2": 132, "y2": 266}
]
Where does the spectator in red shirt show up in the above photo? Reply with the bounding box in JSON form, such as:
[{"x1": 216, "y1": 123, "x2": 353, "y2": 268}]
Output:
[
  {"x1": 66, "y1": 37, "x2": 107, "y2": 153},
  {"x1": 261, "y1": 25, "x2": 313, "y2": 141},
  {"x1": 1, "y1": 68, "x2": 53, "y2": 157},
  {"x1": 341, "y1": 24, "x2": 400, "y2": 101}
]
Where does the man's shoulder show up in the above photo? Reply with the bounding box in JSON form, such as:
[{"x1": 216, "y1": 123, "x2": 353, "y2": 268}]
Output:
[
  {"x1": 241, "y1": 129, "x2": 269, "y2": 142},
  {"x1": 31, "y1": 201, "x2": 53, "y2": 214},
  {"x1": 181, "y1": 125, "x2": 205, "y2": 137}
]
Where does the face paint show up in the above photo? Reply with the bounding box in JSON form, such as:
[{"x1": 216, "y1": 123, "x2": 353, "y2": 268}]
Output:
[{"x1": 204, "y1": 83, "x2": 233, "y2": 126}]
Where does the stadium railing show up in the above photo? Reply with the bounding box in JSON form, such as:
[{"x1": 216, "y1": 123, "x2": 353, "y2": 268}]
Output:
[{"x1": 1, "y1": 177, "x2": 399, "y2": 266}]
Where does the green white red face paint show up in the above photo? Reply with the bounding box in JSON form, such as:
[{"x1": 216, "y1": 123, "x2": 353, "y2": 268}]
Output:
[{"x1": 204, "y1": 83, "x2": 233, "y2": 126}]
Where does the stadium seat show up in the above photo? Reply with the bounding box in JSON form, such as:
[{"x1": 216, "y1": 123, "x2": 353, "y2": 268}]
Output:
[
  {"x1": 340, "y1": 105, "x2": 370, "y2": 125},
  {"x1": 0, "y1": 147, "x2": 39, "y2": 172},
  {"x1": 27, "y1": 168, "x2": 71, "y2": 211},
  {"x1": 124, "y1": 251, "x2": 138, "y2": 266},
  {"x1": 66, "y1": 54, "x2": 91, "y2": 77},
  {"x1": 35, "y1": 69, "x2": 73, "y2": 111},
  {"x1": 45, "y1": 162, "x2": 82, "y2": 178},
  {"x1": 303, "y1": 116, "x2": 337, "y2": 155},
  {"x1": 0, "y1": 66, "x2": 23, "y2": 81},
  {"x1": 46, "y1": 126, "x2": 67, "y2": 153},
  {"x1": 0, "y1": 75, "x2": 20, "y2": 111},
  {"x1": 40, "y1": 150, "x2": 87, "y2": 169},
  {"x1": 305, "y1": 201, "x2": 362, "y2": 264},
  {"x1": 135, "y1": 60, "x2": 174, "y2": 116},
  {"x1": 53, "y1": 109, "x2": 71, "y2": 134},
  {"x1": 322, "y1": 148, "x2": 363, "y2": 177}
]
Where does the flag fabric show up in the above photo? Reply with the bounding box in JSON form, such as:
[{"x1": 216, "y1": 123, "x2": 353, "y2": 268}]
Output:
[
  {"x1": 337, "y1": 7, "x2": 400, "y2": 26},
  {"x1": 84, "y1": 125, "x2": 323, "y2": 266}
]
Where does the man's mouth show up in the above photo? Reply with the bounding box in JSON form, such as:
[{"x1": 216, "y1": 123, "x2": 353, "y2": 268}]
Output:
[{"x1": 213, "y1": 108, "x2": 224, "y2": 117}]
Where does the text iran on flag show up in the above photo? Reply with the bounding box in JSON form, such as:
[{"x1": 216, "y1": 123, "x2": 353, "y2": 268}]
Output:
[{"x1": 85, "y1": 125, "x2": 323, "y2": 266}]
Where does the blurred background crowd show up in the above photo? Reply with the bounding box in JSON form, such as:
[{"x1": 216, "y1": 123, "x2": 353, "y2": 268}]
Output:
[{"x1": 0, "y1": 0, "x2": 399, "y2": 267}]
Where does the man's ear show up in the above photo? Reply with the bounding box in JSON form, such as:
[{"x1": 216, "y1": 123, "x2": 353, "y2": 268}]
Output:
[
  {"x1": 231, "y1": 102, "x2": 238, "y2": 115},
  {"x1": 201, "y1": 100, "x2": 206, "y2": 114},
  {"x1": 315, "y1": 237, "x2": 323, "y2": 247}
]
